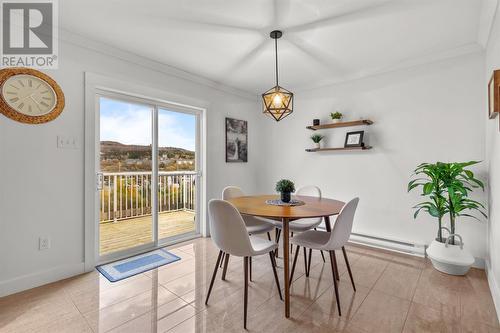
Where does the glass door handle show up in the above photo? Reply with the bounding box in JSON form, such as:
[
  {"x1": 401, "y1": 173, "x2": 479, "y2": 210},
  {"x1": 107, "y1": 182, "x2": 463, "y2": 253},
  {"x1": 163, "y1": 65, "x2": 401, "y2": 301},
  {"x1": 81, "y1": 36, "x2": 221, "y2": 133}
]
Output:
[{"x1": 96, "y1": 172, "x2": 103, "y2": 190}]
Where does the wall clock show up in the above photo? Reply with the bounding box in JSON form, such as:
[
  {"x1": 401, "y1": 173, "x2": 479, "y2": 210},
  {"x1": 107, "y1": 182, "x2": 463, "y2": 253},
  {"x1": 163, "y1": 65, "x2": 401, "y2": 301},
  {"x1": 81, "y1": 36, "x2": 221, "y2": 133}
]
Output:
[{"x1": 0, "y1": 67, "x2": 65, "y2": 124}]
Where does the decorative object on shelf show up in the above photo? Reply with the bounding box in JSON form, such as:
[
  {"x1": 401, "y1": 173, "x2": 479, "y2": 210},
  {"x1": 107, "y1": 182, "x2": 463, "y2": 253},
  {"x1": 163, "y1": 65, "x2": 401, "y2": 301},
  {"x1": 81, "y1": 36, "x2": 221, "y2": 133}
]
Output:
[
  {"x1": 310, "y1": 134, "x2": 324, "y2": 149},
  {"x1": 306, "y1": 119, "x2": 373, "y2": 131},
  {"x1": 488, "y1": 69, "x2": 500, "y2": 119},
  {"x1": 262, "y1": 30, "x2": 293, "y2": 122},
  {"x1": 0, "y1": 67, "x2": 65, "y2": 124},
  {"x1": 275, "y1": 179, "x2": 295, "y2": 203},
  {"x1": 313, "y1": 119, "x2": 320, "y2": 126},
  {"x1": 330, "y1": 111, "x2": 343, "y2": 123},
  {"x1": 408, "y1": 161, "x2": 486, "y2": 275},
  {"x1": 265, "y1": 199, "x2": 305, "y2": 207},
  {"x1": 344, "y1": 130, "x2": 364, "y2": 148},
  {"x1": 226, "y1": 118, "x2": 248, "y2": 163}
]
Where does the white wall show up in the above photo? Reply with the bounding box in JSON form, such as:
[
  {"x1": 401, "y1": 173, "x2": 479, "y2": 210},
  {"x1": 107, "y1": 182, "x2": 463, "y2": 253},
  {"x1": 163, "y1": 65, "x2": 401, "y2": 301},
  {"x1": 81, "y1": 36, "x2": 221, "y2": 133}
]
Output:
[
  {"x1": 259, "y1": 53, "x2": 487, "y2": 262},
  {"x1": 485, "y1": 2, "x2": 500, "y2": 318},
  {"x1": 0, "y1": 38, "x2": 262, "y2": 296}
]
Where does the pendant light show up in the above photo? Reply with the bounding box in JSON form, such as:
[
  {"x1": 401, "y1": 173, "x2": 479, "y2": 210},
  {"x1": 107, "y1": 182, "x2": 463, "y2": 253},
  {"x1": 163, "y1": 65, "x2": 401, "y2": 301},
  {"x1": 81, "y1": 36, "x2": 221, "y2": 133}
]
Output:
[{"x1": 262, "y1": 30, "x2": 294, "y2": 122}]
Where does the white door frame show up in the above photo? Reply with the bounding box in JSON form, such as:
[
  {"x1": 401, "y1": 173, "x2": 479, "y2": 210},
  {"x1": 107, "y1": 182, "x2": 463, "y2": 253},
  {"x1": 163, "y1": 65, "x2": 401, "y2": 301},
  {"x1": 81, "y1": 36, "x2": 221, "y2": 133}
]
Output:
[{"x1": 84, "y1": 72, "x2": 207, "y2": 270}]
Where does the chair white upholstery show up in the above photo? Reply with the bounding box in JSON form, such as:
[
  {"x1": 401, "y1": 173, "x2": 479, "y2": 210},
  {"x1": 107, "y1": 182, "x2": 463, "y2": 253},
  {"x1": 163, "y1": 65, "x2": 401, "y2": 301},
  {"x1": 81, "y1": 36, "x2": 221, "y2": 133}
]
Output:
[
  {"x1": 222, "y1": 186, "x2": 275, "y2": 235},
  {"x1": 208, "y1": 199, "x2": 277, "y2": 257},
  {"x1": 291, "y1": 197, "x2": 359, "y2": 251},
  {"x1": 206, "y1": 199, "x2": 282, "y2": 329},
  {"x1": 289, "y1": 197, "x2": 360, "y2": 317},
  {"x1": 275, "y1": 185, "x2": 323, "y2": 232}
]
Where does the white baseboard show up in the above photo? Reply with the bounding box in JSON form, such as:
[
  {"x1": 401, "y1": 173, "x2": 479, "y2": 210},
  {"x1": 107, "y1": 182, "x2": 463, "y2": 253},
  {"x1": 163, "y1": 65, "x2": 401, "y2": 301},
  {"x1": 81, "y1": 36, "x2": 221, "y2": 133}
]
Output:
[
  {"x1": 486, "y1": 260, "x2": 500, "y2": 322},
  {"x1": 0, "y1": 262, "x2": 85, "y2": 298}
]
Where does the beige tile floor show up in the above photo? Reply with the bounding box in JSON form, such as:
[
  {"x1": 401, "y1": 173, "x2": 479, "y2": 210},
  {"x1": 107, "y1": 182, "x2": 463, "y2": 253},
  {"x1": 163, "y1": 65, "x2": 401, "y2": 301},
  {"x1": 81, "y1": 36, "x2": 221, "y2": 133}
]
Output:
[{"x1": 0, "y1": 237, "x2": 498, "y2": 333}]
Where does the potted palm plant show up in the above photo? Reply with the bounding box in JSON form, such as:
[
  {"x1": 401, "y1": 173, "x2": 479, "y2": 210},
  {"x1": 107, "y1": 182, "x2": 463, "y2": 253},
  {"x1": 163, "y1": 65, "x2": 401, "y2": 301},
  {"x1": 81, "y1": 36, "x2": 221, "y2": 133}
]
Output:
[
  {"x1": 310, "y1": 134, "x2": 324, "y2": 149},
  {"x1": 408, "y1": 161, "x2": 486, "y2": 275},
  {"x1": 276, "y1": 179, "x2": 295, "y2": 203},
  {"x1": 330, "y1": 111, "x2": 343, "y2": 123}
]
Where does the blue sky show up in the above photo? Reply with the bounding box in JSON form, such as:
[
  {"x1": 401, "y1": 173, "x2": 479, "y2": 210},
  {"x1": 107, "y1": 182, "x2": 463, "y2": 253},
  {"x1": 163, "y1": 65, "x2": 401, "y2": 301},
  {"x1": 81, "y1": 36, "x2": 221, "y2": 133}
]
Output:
[{"x1": 100, "y1": 97, "x2": 196, "y2": 151}]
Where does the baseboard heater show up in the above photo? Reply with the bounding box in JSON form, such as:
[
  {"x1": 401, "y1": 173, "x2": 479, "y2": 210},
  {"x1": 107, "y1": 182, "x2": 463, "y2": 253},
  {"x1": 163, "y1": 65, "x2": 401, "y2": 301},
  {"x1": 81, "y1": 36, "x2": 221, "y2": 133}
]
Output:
[{"x1": 348, "y1": 232, "x2": 426, "y2": 257}]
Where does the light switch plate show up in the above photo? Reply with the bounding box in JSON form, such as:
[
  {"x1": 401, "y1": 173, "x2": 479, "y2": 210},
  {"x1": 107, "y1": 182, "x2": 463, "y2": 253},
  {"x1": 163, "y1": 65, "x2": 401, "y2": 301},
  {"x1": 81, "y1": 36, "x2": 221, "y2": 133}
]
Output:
[{"x1": 57, "y1": 136, "x2": 77, "y2": 149}]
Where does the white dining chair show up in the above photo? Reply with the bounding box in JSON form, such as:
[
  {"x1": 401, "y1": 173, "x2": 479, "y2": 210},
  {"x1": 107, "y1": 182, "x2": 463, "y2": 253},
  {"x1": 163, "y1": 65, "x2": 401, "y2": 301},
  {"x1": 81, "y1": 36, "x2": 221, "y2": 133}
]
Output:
[
  {"x1": 205, "y1": 199, "x2": 282, "y2": 329},
  {"x1": 289, "y1": 197, "x2": 359, "y2": 316},
  {"x1": 222, "y1": 186, "x2": 275, "y2": 238},
  {"x1": 274, "y1": 185, "x2": 326, "y2": 273},
  {"x1": 222, "y1": 186, "x2": 276, "y2": 280}
]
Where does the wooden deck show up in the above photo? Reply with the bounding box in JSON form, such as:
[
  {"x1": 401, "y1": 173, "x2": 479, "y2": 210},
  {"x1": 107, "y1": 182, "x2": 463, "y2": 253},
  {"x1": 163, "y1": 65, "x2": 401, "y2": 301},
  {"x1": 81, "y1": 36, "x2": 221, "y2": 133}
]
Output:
[{"x1": 99, "y1": 210, "x2": 196, "y2": 255}]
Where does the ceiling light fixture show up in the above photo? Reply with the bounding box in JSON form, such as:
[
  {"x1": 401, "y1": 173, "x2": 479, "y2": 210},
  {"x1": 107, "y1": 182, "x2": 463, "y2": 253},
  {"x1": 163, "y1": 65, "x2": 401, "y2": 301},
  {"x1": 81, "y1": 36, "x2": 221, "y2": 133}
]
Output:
[{"x1": 262, "y1": 30, "x2": 293, "y2": 122}]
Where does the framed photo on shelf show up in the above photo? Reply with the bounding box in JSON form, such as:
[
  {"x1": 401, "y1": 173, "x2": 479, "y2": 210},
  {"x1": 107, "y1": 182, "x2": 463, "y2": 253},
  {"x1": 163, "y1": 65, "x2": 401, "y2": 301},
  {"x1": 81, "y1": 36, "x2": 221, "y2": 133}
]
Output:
[
  {"x1": 488, "y1": 70, "x2": 500, "y2": 119},
  {"x1": 344, "y1": 130, "x2": 364, "y2": 148},
  {"x1": 225, "y1": 117, "x2": 248, "y2": 162}
]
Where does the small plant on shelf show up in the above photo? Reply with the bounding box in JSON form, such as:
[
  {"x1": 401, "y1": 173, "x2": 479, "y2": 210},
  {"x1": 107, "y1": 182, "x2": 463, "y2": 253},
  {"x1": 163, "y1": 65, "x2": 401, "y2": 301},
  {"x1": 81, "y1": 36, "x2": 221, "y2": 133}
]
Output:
[
  {"x1": 275, "y1": 179, "x2": 295, "y2": 203},
  {"x1": 330, "y1": 111, "x2": 343, "y2": 123},
  {"x1": 310, "y1": 134, "x2": 324, "y2": 149}
]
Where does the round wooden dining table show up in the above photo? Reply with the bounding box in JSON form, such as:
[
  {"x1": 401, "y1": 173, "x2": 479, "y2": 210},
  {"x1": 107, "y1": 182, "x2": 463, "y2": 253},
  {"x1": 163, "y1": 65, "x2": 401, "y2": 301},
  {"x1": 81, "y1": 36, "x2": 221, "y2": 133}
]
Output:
[{"x1": 226, "y1": 194, "x2": 345, "y2": 318}]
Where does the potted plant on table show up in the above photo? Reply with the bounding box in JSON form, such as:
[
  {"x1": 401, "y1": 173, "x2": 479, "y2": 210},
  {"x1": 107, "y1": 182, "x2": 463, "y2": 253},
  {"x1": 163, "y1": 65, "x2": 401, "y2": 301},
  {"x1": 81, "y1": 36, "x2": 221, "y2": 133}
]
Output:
[
  {"x1": 330, "y1": 111, "x2": 343, "y2": 123},
  {"x1": 408, "y1": 161, "x2": 486, "y2": 275},
  {"x1": 310, "y1": 134, "x2": 324, "y2": 149},
  {"x1": 276, "y1": 179, "x2": 295, "y2": 203}
]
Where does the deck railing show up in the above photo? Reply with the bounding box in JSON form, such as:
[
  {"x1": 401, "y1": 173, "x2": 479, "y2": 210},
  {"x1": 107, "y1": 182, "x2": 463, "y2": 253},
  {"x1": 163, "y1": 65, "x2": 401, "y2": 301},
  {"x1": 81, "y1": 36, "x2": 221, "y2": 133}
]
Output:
[{"x1": 99, "y1": 171, "x2": 196, "y2": 223}]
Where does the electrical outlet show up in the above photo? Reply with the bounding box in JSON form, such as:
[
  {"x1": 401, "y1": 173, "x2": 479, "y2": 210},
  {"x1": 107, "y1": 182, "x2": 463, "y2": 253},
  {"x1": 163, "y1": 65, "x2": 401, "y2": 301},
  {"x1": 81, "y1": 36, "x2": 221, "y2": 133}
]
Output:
[{"x1": 39, "y1": 236, "x2": 50, "y2": 250}]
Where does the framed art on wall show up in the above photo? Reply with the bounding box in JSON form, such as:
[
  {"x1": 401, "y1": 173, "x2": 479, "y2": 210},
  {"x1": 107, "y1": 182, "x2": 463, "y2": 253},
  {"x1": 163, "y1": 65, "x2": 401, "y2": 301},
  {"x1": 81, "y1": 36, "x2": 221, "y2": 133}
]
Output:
[
  {"x1": 488, "y1": 70, "x2": 500, "y2": 119},
  {"x1": 344, "y1": 130, "x2": 364, "y2": 148},
  {"x1": 226, "y1": 117, "x2": 248, "y2": 162}
]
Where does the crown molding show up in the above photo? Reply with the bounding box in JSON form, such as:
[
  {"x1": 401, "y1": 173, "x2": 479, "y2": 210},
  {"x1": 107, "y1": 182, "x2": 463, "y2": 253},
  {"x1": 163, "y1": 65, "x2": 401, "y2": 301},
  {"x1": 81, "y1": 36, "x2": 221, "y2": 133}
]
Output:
[
  {"x1": 58, "y1": 29, "x2": 257, "y2": 101},
  {"x1": 294, "y1": 42, "x2": 484, "y2": 93}
]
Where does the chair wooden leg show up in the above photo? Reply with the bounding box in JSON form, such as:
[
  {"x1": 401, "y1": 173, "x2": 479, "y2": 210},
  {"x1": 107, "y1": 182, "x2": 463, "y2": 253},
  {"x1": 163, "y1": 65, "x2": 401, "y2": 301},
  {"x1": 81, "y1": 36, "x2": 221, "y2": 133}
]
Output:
[
  {"x1": 205, "y1": 250, "x2": 223, "y2": 305},
  {"x1": 269, "y1": 252, "x2": 283, "y2": 301},
  {"x1": 267, "y1": 232, "x2": 272, "y2": 241},
  {"x1": 275, "y1": 228, "x2": 281, "y2": 257},
  {"x1": 219, "y1": 252, "x2": 225, "y2": 268},
  {"x1": 303, "y1": 247, "x2": 309, "y2": 277},
  {"x1": 308, "y1": 248, "x2": 312, "y2": 275},
  {"x1": 290, "y1": 232, "x2": 294, "y2": 253},
  {"x1": 244, "y1": 257, "x2": 249, "y2": 329},
  {"x1": 221, "y1": 253, "x2": 230, "y2": 281},
  {"x1": 342, "y1": 246, "x2": 356, "y2": 291},
  {"x1": 329, "y1": 251, "x2": 342, "y2": 316},
  {"x1": 332, "y1": 250, "x2": 340, "y2": 280},
  {"x1": 289, "y1": 245, "x2": 300, "y2": 285},
  {"x1": 249, "y1": 257, "x2": 252, "y2": 282}
]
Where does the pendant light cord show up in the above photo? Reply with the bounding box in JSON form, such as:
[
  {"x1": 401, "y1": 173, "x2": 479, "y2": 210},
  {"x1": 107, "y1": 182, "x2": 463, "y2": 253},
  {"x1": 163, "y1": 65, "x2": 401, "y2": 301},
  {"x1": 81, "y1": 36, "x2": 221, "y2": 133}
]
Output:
[{"x1": 275, "y1": 37, "x2": 279, "y2": 87}]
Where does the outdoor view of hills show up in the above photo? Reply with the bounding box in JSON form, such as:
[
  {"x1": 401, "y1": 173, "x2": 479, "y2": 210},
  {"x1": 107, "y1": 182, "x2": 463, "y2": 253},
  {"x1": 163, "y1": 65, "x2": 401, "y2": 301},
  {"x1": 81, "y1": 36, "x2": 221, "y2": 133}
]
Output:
[{"x1": 100, "y1": 141, "x2": 195, "y2": 172}]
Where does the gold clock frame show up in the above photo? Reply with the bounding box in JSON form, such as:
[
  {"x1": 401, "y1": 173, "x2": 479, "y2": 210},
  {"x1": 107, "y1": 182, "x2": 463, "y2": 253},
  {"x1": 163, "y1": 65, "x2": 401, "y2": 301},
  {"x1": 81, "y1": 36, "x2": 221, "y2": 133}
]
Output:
[{"x1": 0, "y1": 67, "x2": 65, "y2": 124}]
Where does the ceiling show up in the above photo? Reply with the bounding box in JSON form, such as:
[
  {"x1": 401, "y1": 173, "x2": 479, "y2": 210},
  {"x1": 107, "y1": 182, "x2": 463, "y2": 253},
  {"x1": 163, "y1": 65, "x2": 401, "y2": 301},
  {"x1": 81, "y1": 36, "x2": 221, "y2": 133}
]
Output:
[{"x1": 60, "y1": 0, "x2": 484, "y2": 94}]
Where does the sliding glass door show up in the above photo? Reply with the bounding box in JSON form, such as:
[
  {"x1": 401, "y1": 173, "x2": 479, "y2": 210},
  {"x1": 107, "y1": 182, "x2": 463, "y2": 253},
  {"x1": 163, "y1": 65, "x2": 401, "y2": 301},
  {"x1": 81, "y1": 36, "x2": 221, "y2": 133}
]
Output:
[{"x1": 96, "y1": 93, "x2": 200, "y2": 261}]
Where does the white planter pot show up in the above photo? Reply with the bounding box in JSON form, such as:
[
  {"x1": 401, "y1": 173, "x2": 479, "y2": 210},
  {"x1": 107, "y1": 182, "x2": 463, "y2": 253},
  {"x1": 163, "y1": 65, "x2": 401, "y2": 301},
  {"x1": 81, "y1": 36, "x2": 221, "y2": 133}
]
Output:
[
  {"x1": 315, "y1": 142, "x2": 321, "y2": 149},
  {"x1": 426, "y1": 236, "x2": 474, "y2": 275},
  {"x1": 331, "y1": 119, "x2": 342, "y2": 123}
]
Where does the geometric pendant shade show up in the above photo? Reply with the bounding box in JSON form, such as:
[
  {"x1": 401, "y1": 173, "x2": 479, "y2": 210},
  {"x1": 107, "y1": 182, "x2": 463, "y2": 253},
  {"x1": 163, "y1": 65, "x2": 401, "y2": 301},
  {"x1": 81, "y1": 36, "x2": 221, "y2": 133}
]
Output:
[
  {"x1": 261, "y1": 30, "x2": 294, "y2": 122},
  {"x1": 262, "y1": 85, "x2": 294, "y2": 121}
]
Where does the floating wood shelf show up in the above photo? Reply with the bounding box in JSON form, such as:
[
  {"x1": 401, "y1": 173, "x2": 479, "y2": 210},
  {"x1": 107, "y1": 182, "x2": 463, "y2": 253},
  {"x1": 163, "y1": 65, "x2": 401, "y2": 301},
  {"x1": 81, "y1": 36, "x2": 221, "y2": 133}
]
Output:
[
  {"x1": 306, "y1": 119, "x2": 373, "y2": 130},
  {"x1": 305, "y1": 146, "x2": 372, "y2": 152}
]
